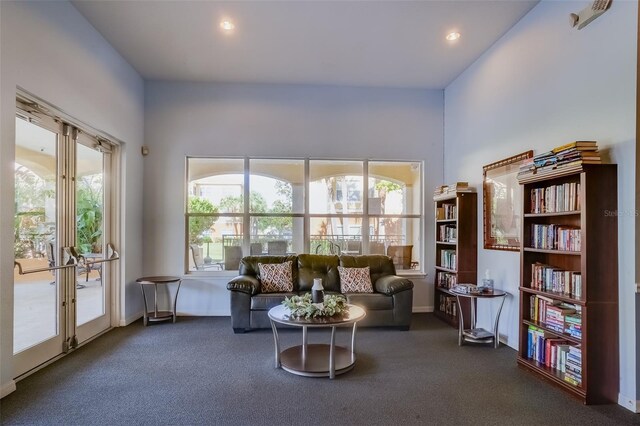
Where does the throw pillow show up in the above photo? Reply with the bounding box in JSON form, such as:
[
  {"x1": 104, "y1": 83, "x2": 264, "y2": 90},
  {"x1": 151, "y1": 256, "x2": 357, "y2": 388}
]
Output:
[
  {"x1": 338, "y1": 266, "x2": 373, "y2": 293},
  {"x1": 258, "y1": 261, "x2": 293, "y2": 293}
]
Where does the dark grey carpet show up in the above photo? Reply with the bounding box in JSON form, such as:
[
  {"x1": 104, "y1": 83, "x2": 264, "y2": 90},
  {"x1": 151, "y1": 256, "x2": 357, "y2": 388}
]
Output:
[{"x1": 0, "y1": 314, "x2": 638, "y2": 425}]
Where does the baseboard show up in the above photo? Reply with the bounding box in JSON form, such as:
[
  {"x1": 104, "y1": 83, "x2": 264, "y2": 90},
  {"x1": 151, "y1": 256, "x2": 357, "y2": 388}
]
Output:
[
  {"x1": 412, "y1": 306, "x2": 433, "y2": 313},
  {"x1": 618, "y1": 393, "x2": 640, "y2": 412},
  {"x1": 176, "y1": 310, "x2": 230, "y2": 316},
  {"x1": 1, "y1": 380, "x2": 16, "y2": 398},
  {"x1": 120, "y1": 311, "x2": 143, "y2": 326}
]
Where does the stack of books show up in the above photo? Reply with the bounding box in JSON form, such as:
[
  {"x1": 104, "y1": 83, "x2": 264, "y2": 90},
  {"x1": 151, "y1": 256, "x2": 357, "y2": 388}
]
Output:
[
  {"x1": 545, "y1": 304, "x2": 577, "y2": 334},
  {"x1": 564, "y1": 314, "x2": 582, "y2": 339},
  {"x1": 518, "y1": 141, "x2": 601, "y2": 183},
  {"x1": 433, "y1": 182, "x2": 473, "y2": 197},
  {"x1": 564, "y1": 346, "x2": 583, "y2": 386}
]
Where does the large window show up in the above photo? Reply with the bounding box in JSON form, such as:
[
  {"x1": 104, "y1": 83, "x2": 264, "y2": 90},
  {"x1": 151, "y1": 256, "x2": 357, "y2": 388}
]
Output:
[{"x1": 186, "y1": 158, "x2": 422, "y2": 274}]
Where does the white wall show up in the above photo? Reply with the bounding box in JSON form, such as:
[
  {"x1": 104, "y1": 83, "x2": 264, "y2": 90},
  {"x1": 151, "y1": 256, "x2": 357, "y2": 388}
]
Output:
[
  {"x1": 144, "y1": 81, "x2": 443, "y2": 315},
  {"x1": 0, "y1": 0, "x2": 144, "y2": 396},
  {"x1": 444, "y1": 0, "x2": 637, "y2": 409}
]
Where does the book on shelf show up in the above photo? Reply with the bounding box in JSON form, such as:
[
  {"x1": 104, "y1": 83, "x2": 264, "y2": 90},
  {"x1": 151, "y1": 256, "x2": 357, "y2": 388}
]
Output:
[
  {"x1": 437, "y1": 271, "x2": 457, "y2": 289},
  {"x1": 527, "y1": 325, "x2": 581, "y2": 382},
  {"x1": 436, "y1": 203, "x2": 457, "y2": 220},
  {"x1": 530, "y1": 182, "x2": 581, "y2": 213},
  {"x1": 529, "y1": 294, "x2": 581, "y2": 338},
  {"x1": 439, "y1": 294, "x2": 457, "y2": 317},
  {"x1": 530, "y1": 262, "x2": 582, "y2": 297},
  {"x1": 531, "y1": 224, "x2": 581, "y2": 251},
  {"x1": 440, "y1": 249, "x2": 457, "y2": 270},
  {"x1": 438, "y1": 224, "x2": 457, "y2": 242}
]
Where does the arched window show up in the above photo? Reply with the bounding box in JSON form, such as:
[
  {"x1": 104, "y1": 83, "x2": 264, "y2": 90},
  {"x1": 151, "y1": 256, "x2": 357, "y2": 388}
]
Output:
[{"x1": 186, "y1": 158, "x2": 422, "y2": 273}]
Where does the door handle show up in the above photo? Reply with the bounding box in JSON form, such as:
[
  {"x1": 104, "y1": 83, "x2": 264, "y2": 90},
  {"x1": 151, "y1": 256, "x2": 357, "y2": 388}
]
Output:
[
  {"x1": 14, "y1": 247, "x2": 78, "y2": 275},
  {"x1": 77, "y1": 243, "x2": 120, "y2": 267}
]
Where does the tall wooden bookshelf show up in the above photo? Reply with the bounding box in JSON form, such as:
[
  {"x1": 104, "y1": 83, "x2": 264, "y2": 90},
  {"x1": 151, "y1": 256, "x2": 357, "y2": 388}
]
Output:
[
  {"x1": 517, "y1": 164, "x2": 618, "y2": 404},
  {"x1": 433, "y1": 191, "x2": 477, "y2": 328}
]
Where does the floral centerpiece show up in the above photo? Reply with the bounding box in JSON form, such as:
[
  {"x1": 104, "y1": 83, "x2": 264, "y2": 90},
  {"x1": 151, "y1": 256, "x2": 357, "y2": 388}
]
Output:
[{"x1": 282, "y1": 293, "x2": 347, "y2": 319}]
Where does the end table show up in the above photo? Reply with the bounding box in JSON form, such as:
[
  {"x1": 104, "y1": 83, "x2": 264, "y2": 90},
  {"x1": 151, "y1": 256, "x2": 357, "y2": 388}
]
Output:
[
  {"x1": 136, "y1": 276, "x2": 182, "y2": 326},
  {"x1": 450, "y1": 287, "x2": 507, "y2": 348}
]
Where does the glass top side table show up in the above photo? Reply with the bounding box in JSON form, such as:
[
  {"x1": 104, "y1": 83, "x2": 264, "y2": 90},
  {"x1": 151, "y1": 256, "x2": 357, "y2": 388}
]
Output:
[
  {"x1": 136, "y1": 276, "x2": 182, "y2": 326},
  {"x1": 450, "y1": 287, "x2": 507, "y2": 348}
]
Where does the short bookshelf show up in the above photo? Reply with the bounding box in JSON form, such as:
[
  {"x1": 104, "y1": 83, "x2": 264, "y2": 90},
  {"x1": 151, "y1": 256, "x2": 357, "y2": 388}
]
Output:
[
  {"x1": 517, "y1": 164, "x2": 618, "y2": 404},
  {"x1": 433, "y1": 191, "x2": 477, "y2": 328}
]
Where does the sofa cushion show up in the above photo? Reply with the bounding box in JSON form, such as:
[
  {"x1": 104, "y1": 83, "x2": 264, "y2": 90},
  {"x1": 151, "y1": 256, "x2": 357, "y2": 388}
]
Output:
[
  {"x1": 240, "y1": 255, "x2": 299, "y2": 290},
  {"x1": 297, "y1": 254, "x2": 340, "y2": 293},
  {"x1": 251, "y1": 293, "x2": 295, "y2": 310},
  {"x1": 258, "y1": 261, "x2": 294, "y2": 293},
  {"x1": 338, "y1": 266, "x2": 374, "y2": 293},
  {"x1": 340, "y1": 255, "x2": 396, "y2": 284},
  {"x1": 346, "y1": 293, "x2": 393, "y2": 310}
]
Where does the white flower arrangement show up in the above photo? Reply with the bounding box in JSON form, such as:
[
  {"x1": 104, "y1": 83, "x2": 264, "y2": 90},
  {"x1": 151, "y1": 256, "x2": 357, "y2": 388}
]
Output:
[{"x1": 282, "y1": 293, "x2": 347, "y2": 319}]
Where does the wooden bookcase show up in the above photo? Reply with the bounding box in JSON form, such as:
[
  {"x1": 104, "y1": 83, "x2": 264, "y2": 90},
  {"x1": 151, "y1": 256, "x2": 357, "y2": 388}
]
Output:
[
  {"x1": 517, "y1": 164, "x2": 618, "y2": 404},
  {"x1": 433, "y1": 191, "x2": 477, "y2": 328}
]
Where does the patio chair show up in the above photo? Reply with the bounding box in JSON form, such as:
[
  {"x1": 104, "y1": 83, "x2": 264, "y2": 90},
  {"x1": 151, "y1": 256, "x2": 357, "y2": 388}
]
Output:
[
  {"x1": 369, "y1": 241, "x2": 385, "y2": 255},
  {"x1": 224, "y1": 245, "x2": 243, "y2": 270},
  {"x1": 190, "y1": 244, "x2": 222, "y2": 271},
  {"x1": 387, "y1": 245, "x2": 413, "y2": 270},
  {"x1": 344, "y1": 240, "x2": 362, "y2": 255},
  {"x1": 250, "y1": 242, "x2": 263, "y2": 255},
  {"x1": 267, "y1": 240, "x2": 287, "y2": 255},
  {"x1": 47, "y1": 241, "x2": 88, "y2": 288}
]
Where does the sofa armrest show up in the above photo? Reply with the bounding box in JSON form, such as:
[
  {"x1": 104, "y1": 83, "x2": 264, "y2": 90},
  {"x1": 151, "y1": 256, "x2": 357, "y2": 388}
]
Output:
[
  {"x1": 227, "y1": 275, "x2": 261, "y2": 296},
  {"x1": 374, "y1": 275, "x2": 414, "y2": 296}
]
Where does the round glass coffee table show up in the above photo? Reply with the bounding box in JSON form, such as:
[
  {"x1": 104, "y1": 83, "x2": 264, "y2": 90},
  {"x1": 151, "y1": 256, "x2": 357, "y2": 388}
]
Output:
[{"x1": 268, "y1": 304, "x2": 366, "y2": 379}]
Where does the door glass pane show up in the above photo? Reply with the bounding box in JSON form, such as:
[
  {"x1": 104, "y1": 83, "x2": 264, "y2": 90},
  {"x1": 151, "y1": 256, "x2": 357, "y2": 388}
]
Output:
[
  {"x1": 76, "y1": 143, "x2": 105, "y2": 325},
  {"x1": 309, "y1": 160, "x2": 363, "y2": 214},
  {"x1": 14, "y1": 118, "x2": 58, "y2": 353},
  {"x1": 369, "y1": 161, "x2": 421, "y2": 215}
]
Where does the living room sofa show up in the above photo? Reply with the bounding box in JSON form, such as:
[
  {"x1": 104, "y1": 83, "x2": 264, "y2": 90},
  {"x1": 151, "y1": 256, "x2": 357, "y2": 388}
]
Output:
[{"x1": 227, "y1": 253, "x2": 414, "y2": 333}]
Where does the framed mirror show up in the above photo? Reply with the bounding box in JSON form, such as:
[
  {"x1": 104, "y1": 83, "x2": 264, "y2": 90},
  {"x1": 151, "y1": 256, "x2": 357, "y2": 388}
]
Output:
[{"x1": 483, "y1": 150, "x2": 533, "y2": 251}]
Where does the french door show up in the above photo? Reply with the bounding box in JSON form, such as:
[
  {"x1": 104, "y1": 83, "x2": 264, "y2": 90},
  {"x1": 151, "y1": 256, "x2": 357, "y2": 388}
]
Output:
[{"x1": 13, "y1": 99, "x2": 119, "y2": 377}]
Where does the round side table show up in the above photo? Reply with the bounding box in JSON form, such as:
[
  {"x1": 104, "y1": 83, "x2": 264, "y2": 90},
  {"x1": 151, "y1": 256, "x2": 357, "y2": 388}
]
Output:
[
  {"x1": 136, "y1": 276, "x2": 182, "y2": 326},
  {"x1": 450, "y1": 288, "x2": 507, "y2": 348}
]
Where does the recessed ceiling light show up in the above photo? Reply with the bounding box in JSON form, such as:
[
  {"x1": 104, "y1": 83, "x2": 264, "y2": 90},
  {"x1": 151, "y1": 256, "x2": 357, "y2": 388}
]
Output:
[
  {"x1": 446, "y1": 32, "x2": 461, "y2": 41},
  {"x1": 220, "y1": 20, "x2": 235, "y2": 32}
]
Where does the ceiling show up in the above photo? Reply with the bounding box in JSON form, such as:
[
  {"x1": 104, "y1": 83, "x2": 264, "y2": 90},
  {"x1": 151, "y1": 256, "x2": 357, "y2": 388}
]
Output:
[{"x1": 72, "y1": 0, "x2": 539, "y2": 89}]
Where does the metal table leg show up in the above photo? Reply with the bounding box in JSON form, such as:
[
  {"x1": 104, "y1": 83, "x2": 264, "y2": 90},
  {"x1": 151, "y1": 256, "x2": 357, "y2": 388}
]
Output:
[
  {"x1": 139, "y1": 284, "x2": 149, "y2": 326},
  {"x1": 329, "y1": 326, "x2": 336, "y2": 379},
  {"x1": 270, "y1": 319, "x2": 281, "y2": 368},
  {"x1": 456, "y1": 295, "x2": 464, "y2": 346},
  {"x1": 493, "y1": 296, "x2": 506, "y2": 348},
  {"x1": 172, "y1": 279, "x2": 182, "y2": 323}
]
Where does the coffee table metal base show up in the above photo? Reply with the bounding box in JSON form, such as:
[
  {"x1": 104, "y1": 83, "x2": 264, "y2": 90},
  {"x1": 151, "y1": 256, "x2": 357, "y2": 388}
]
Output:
[
  {"x1": 268, "y1": 304, "x2": 365, "y2": 379},
  {"x1": 280, "y1": 344, "x2": 356, "y2": 378}
]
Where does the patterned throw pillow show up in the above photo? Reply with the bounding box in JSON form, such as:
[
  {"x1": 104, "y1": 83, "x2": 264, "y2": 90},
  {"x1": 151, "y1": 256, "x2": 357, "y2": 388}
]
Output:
[
  {"x1": 338, "y1": 266, "x2": 373, "y2": 293},
  {"x1": 258, "y1": 261, "x2": 293, "y2": 293}
]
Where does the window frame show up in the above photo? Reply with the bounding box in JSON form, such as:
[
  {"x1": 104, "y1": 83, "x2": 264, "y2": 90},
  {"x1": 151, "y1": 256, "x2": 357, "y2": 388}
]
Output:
[{"x1": 185, "y1": 156, "x2": 424, "y2": 275}]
